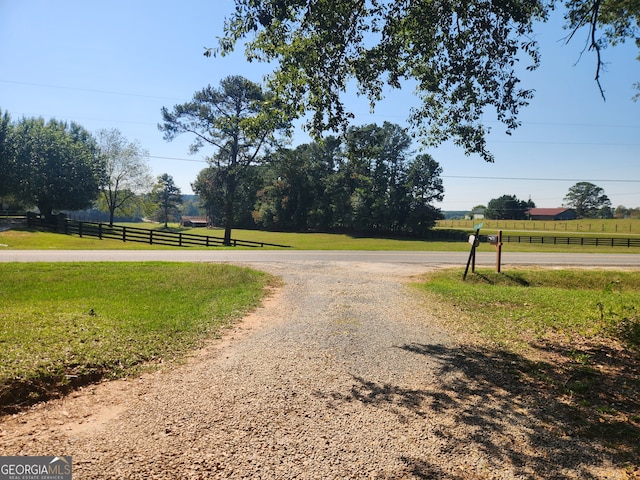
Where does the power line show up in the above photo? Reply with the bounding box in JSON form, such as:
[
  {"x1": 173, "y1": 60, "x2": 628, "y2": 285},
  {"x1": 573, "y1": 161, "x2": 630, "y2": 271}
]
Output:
[
  {"x1": 442, "y1": 175, "x2": 640, "y2": 183},
  {"x1": 4, "y1": 79, "x2": 640, "y2": 131},
  {"x1": 487, "y1": 140, "x2": 640, "y2": 146},
  {"x1": 0, "y1": 79, "x2": 182, "y2": 101},
  {"x1": 146, "y1": 155, "x2": 208, "y2": 164}
]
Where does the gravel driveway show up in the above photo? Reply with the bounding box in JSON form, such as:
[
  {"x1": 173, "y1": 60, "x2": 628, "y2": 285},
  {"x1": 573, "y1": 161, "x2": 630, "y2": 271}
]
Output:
[{"x1": 0, "y1": 261, "x2": 622, "y2": 479}]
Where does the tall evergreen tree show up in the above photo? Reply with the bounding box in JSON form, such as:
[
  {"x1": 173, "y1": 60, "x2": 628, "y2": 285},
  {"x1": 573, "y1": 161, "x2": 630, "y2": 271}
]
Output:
[
  {"x1": 151, "y1": 173, "x2": 183, "y2": 228},
  {"x1": 485, "y1": 195, "x2": 533, "y2": 220},
  {"x1": 159, "y1": 75, "x2": 290, "y2": 245},
  {"x1": 0, "y1": 108, "x2": 13, "y2": 202}
]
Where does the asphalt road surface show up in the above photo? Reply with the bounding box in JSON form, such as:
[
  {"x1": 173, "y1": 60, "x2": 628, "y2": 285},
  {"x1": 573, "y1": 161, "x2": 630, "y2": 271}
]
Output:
[{"x1": 0, "y1": 249, "x2": 639, "y2": 268}]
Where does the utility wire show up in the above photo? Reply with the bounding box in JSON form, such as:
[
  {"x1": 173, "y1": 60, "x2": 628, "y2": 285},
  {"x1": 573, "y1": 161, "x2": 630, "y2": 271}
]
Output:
[
  {"x1": 0, "y1": 79, "x2": 182, "y2": 101},
  {"x1": 442, "y1": 175, "x2": 640, "y2": 183}
]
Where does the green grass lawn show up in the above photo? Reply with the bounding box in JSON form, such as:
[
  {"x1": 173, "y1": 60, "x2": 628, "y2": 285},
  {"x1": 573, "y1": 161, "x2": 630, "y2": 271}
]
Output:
[
  {"x1": 414, "y1": 268, "x2": 640, "y2": 349},
  {"x1": 0, "y1": 262, "x2": 275, "y2": 412}
]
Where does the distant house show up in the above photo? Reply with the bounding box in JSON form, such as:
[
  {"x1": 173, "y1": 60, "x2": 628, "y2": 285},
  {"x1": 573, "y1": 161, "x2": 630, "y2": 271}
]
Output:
[
  {"x1": 527, "y1": 208, "x2": 577, "y2": 221},
  {"x1": 465, "y1": 208, "x2": 486, "y2": 220},
  {"x1": 180, "y1": 216, "x2": 208, "y2": 227}
]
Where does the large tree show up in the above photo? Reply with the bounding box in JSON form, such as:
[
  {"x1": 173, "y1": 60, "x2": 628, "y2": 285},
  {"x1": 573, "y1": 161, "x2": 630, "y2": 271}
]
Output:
[
  {"x1": 404, "y1": 153, "x2": 445, "y2": 234},
  {"x1": 0, "y1": 108, "x2": 13, "y2": 202},
  {"x1": 563, "y1": 181, "x2": 612, "y2": 218},
  {"x1": 96, "y1": 128, "x2": 152, "y2": 226},
  {"x1": 253, "y1": 137, "x2": 342, "y2": 231},
  {"x1": 485, "y1": 194, "x2": 534, "y2": 220},
  {"x1": 253, "y1": 122, "x2": 444, "y2": 235},
  {"x1": 209, "y1": 1, "x2": 639, "y2": 162},
  {"x1": 11, "y1": 117, "x2": 102, "y2": 218},
  {"x1": 150, "y1": 173, "x2": 183, "y2": 228},
  {"x1": 159, "y1": 75, "x2": 290, "y2": 245},
  {"x1": 343, "y1": 122, "x2": 414, "y2": 232},
  {"x1": 192, "y1": 162, "x2": 261, "y2": 229}
]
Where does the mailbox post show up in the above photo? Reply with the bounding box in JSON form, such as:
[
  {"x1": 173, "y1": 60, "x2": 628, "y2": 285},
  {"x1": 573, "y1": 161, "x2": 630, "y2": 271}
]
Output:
[
  {"x1": 487, "y1": 230, "x2": 503, "y2": 273},
  {"x1": 463, "y1": 224, "x2": 482, "y2": 280}
]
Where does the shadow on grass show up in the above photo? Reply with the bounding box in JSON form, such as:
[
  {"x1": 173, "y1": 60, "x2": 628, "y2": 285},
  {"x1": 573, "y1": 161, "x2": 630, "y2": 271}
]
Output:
[
  {"x1": 0, "y1": 369, "x2": 109, "y2": 415},
  {"x1": 315, "y1": 342, "x2": 639, "y2": 478},
  {"x1": 345, "y1": 228, "x2": 468, "y2": 244}
]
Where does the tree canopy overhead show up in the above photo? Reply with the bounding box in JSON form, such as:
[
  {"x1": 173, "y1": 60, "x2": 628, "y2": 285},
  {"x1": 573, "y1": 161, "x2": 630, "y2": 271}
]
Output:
[{"x1": 210, "y1": 0, "x2": 640, "y2": 162}]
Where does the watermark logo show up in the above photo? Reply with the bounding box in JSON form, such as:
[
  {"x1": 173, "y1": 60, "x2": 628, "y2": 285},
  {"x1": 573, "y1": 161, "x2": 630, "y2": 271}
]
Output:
[{"x1": 0, "y1": 456, "x2": 72, "y2": 480}]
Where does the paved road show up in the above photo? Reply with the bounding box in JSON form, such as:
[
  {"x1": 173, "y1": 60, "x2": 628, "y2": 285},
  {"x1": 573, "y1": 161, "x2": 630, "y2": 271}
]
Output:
[{"x1": 0, "y1": 249, "x2": 638, "y2": 267}]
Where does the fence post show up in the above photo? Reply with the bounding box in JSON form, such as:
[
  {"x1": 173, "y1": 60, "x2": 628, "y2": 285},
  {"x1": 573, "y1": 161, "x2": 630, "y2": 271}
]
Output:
[
  {"x1": 79, "y1": 221, "x2": 83, "y2": 238},
  {"x1": 122, "y1": 226, "x2": 126, "y2": 243},
  {"x1": 149, "y1": 230, "x2": 153, "y2": 245},
  {"x1": 98, "y1": 223, "x2": 103, "y2": 240}
]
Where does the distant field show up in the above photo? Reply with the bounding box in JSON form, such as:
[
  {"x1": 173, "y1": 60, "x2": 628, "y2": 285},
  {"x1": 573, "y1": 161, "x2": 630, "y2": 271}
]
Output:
[{"x1": 437, "y1": 218, "x2": 640, "y2": 234}]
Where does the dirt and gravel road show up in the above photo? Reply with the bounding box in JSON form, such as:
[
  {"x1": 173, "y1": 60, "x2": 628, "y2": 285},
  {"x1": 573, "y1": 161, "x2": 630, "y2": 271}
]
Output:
[{"x1": 0, "y1": 260, "x2": 627, "y2": 479}]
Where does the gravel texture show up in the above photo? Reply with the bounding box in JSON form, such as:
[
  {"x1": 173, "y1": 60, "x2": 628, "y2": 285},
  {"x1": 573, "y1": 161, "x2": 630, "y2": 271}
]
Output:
[{"x1": 0, "y1": 261, "x2": 624, "y2": 479}]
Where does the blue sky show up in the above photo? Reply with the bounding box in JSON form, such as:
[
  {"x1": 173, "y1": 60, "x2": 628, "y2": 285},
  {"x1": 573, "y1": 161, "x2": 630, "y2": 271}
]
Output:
[{"x1": 1, "y1": 0, "x2": 639, "y2": 211}]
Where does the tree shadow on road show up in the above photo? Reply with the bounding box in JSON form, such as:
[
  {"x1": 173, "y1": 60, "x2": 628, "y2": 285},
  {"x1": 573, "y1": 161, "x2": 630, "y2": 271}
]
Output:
[{"x1": 315, "y1": 342, "x2": 639, "y2": 479}]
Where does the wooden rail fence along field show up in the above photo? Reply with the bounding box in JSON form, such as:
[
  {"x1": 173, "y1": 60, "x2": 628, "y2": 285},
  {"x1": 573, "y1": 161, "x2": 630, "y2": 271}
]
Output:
[{"x1": 27, "y1": 216, "x2": 291, "y2": 248}]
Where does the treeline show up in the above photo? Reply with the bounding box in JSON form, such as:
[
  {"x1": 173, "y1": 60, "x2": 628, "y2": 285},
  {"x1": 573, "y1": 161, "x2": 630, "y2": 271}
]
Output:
[
  {"x1": 2, "y1": 100, "x2": 445, "y2": 237},
  {"x1": 194, "y1": 122, "x2": 445, "y2": 236},
  {"x1": 0, "y1": 108, "x2": 183, "y2": 226}
]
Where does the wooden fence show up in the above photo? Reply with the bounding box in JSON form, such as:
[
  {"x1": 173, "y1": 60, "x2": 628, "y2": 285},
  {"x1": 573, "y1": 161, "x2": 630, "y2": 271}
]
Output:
[
  {"x1": 496, "y1": 234, "x2": 640, "y2": 248},
  {"x1": 28, "y1": 216, "x2": 291, "y2": 248},
  {"x1": 22, "y1": 215, "x2": 640, "y2": 248},
  {"x1": 425, "y1": 229, "x2": 640, "y2": 247}
]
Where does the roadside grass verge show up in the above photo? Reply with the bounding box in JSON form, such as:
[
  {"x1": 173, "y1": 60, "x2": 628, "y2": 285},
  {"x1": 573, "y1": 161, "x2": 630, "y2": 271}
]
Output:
[
  {"x1": 413, "y1": 268, "x2": 640, "y2": 462},
  {"x1": 0, "y1": 262, "x2": 275, "y2": 413}
]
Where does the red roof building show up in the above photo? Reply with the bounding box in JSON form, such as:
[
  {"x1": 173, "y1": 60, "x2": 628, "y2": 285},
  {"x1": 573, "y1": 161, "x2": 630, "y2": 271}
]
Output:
[{"x1": 526, "y1": 208, "x2": 577, "y2": 221}]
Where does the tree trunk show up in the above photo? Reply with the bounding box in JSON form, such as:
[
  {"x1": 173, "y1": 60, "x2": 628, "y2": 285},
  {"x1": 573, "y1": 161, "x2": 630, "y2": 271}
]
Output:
[
  {"x1": 37, "y1": 203, "x2": 53, "y2": 223},
  {"x1": 109, "y1": 206, "x2": 115, "y2": 227},
  {"x1": 223, "y1": 216, "x2": 232, "y2": 246},
  {"x1": 223, "y1": 172, "x2": 236, "y2": 246}
]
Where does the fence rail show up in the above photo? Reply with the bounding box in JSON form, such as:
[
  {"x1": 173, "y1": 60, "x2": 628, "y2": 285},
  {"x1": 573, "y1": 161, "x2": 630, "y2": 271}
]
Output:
[
  {"x1": 496, "y1": 234, "x2": 640, "y2": 247},
  {"x1": 425, "y1": 229, "x2": 639, "y2": 247},
  {"x1": 28, "y1": 217, "x2": 291, "y2": 248}
]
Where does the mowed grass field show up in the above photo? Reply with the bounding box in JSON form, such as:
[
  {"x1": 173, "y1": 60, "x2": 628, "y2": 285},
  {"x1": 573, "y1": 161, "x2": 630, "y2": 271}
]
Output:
[
  {"x1": 0, "y1": 262, "x2": 275, "y2": 412},
  {"x1": 1, "y1": 217, "x2": 640, "y2": 252},
  {"x1": 437, "y1": 217, "x2": 640, "y2": 234}
]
